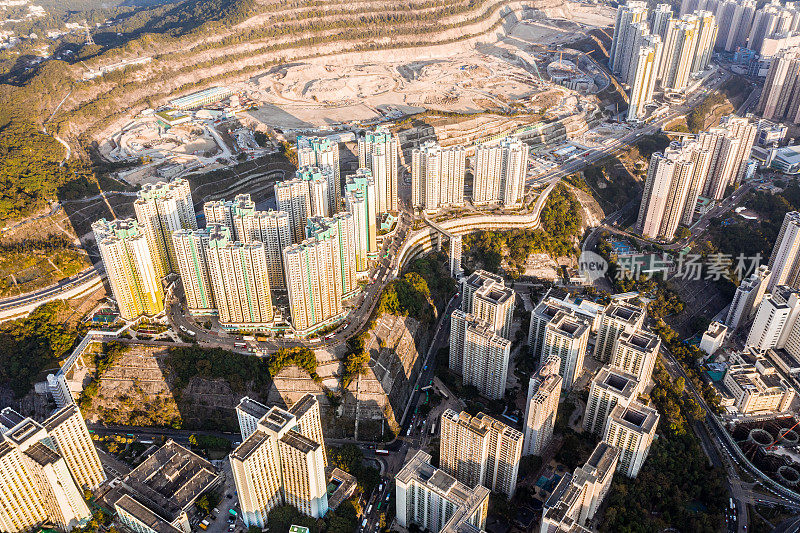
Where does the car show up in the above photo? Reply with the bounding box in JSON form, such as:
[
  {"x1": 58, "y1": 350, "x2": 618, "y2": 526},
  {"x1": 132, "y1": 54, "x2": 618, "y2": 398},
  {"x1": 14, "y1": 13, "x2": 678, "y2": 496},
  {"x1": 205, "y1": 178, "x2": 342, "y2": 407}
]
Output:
[
  {"x1": 229, "y1": 525, "x2": 236, "y2": 532},
  {"x1": 227, "y1": 494, "x2": 233, "y2": 499}
]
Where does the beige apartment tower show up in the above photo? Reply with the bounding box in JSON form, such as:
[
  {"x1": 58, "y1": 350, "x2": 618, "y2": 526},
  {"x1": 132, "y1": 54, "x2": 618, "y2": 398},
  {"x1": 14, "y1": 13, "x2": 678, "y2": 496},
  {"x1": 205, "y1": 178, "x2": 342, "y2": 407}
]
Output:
[
  {"x1": 412, "y1": 142, "x2": 466, "y2": 212},
  {"x1": 43, "y1": 405, "x2": 106, "y2": 490},
  {"x1": 134, "y1": 178, "x2": 197, "y2": 278},
  {"x1": 206, "y1": 228, "x2": 274, "y2": 329},
  {"x1": 543, "y1": 311, "x2": 591, "y2": 391},
  {"x1": 92, "y1": 218, "x2": 165, "y2": 320},
  {"x1": 230, "y1": 405, "x2": 329, "y2": 528},
  {"x1": 583, "y1": 367, "x2": 640, "y2": 435},
  {"x1": 593, "y1": 302, "x2": 645, "y2": 362},
  {"x1": 523, "y1": 356, "x2": 562, "y2": 456},
  {"x1": 610, "y1": 330, "x2": 660, "y2": 394},
  {"x1": 602, "y1": 402, "x2": 660, "y2": 478},
  {"x1": 450, "y1": 310, "x2": 512, "y2": 400},
  {"x1": 395, "y1": 450, "x2": 490, "y2": 533}
]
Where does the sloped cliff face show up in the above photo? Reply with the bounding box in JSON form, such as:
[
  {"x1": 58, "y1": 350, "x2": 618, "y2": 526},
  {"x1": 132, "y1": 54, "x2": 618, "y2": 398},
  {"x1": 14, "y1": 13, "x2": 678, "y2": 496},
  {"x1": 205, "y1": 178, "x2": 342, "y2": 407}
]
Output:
[
  {"x1": 45, "y1": 0, "x2": 571, "y2": 143},
  {"x1": 269, "y1": 314, "x2": 429, "y2": 440}
]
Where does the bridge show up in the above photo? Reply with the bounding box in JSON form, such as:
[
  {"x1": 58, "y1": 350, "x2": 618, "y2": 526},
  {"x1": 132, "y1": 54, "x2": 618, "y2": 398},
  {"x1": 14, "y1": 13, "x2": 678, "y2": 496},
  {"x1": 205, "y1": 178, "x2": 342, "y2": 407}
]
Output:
[{"x1": 422, "y1": 214, "x2": 463, "y2": 278}]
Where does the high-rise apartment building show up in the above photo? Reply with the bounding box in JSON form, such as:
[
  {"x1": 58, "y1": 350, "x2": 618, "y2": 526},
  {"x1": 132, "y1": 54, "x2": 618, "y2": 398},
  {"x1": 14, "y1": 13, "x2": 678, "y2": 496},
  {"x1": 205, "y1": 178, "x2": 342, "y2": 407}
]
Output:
[
  {"x1": 757, "y1": 47, "x2": 800, "y2": 125},
  {"x1": 92, "y1": 218, "x2": 165, "y2": 320},
  {"x1": 657, "y1": 16, "x2": 699, "y2": 91},
  {"x1": 593, "y1": 302, "x2": 645, "y2": 362},
  {"x1": 440, "y1": 410, "x2": 523, "y2": 497},
  {"x1": 610, "y1": 330, "x2": 660, "y2": 394},
  {"x1": 540, "y1": 442, "x2": 619, "y2": 533},
  {"x1": 276, "y1": 178, "x2": 312, "y2": 244},
  {"x1": 472, "y1": 281, "x2": 515, "y2": 339},
  {"x1": 726, "y1": 265, "x2": 772, "y2": 330},
  {"x1": 620, "y1": 21, "x2": 651, "y2": 85},
  {"x1": 627, "y1": 36, "x2": 661, "y2": 122},
  {"x1": 307, "y1": 213, "x2": 358, "y2": 298},
  {"x1": 692, "y1": 10, "x2": 718, "y2": 73},
  {"x1": 636, "y1": 141, "x2": 712, "y2": 239},
  {"x1": 173, "y1": 225, "x2": 221, "y2": 314},
  {"x1": 235, "y1": 394, "x2": 326, "y2": 466},
  {"x1": 297, "y1": 136, "x2": 341, "y2": 214},
  {"x1": 473, "y1": 138, "x2": 529, "y2": 207},
  {"x1": 395, "y1": 450, "x2": 490, "y2": 533},
  {"x1": 297, "y1": 166, "x2": 332, "y2": 218},
  {"x1": 345, "y1": 170, "x2": 378, "y2": 272},
  {"x1": 411, "y1": 142, "x2": 466, "y2": 212},
  {"x1": 602, "y1": 402, "x2": 659, "y2": 478},
  {"x1": 206, "y1": 228, "x2": 274, "y2": 329},
  {"x1": 697, "y1": 118, "x2": 756, "y2": 201},
  {"x1": 0, "y1": 408, "x2": 95, "y2": 533},
  {"x1": 283, "y1": 230, "x2": 346, "y2": 335},
  {"x1": 461, "y1": 270, "x2": 505, "y2": 313},
  {"x1": 234, "y1": 210, "x2": 292, "y2": 290},
  {"x1": 610, "y1": 2, "x2": 649, "y2": 77},
  {"x1": 543, "y1": 311, "x2": 590, "y2": 391},
  {"x1": 768, "y1": 212, "x2": 800, "y2": 291},
  {"x1": 204, "y1": 194, "x2": 254, "y2": 240},
  {"x1": 450, "y1": 311, "x2": 512, "y2": 400},
  {"x1": 583, "y1": 366, "x2": 639, "y2": 435},
  {"x1": 523, "y1": 355, "x2": 562, "y2": 456},
  {"x1": 43, "y1": 405, "x2": 106, "y2": 490},
  {"x1": 649, "y1": 3, "x2": 673, "y2": 39},
  {"x1": 528, "y1": 289, "x2": 605, "y2": 357},
  {"x1": 358, "y1": 128, "x2": 398, "y2": 215},
  {"x1": 134, "y1": 179, "x2": 197, "y2": 277},
  {"x1": 230, "y1": 402, "x2": 328, "y2": 527},
  {"x1": 746, "y1": 286, "x2": 800, "y2": 351}
]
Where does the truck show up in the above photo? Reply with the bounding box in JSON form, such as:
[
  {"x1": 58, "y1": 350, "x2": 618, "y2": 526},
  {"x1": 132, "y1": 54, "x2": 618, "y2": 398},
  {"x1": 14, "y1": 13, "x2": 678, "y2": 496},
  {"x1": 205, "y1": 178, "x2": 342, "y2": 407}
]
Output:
[
  {"x1": 367, "y1": 504, "x2": 373, "y2": 515},
  {"x1": 199, "y1": 520, "x2": 210, "y2": 530},
  {"x1": 375, "y1": 449, "x2": 389, "y2": 456},
  {"x1": 362, "y1": 519, "x2": 368, "y2": 529},
  {"x1": 234, "y1": 342, "x2": 246, "y2": 349}
]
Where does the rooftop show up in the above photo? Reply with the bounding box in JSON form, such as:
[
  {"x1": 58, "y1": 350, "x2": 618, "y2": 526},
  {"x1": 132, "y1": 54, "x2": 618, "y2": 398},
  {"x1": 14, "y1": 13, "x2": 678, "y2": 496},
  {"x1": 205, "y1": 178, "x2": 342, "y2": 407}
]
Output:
[
  {"x1": 4, "y1": 418, "x2": 45, "y2": 447},
  {"x1": 43, "y1": 404, "x2": 80, "y2": 433},
  {"x1": 604, "y1": 302, "x2": 644, "y2": 324},
  {"x1": 232, "y1": 430, "x2": 271, "y2": 462},
  {"x1": 594, "y1": 367, "x2": 639, "y2": 400},
  {"x1": 551, "y1": 311, "x2": 589, "y2": 338},
  {"x1": 0, "y1": 407, "x2": 25, "y2": 433},
  {"x1": 24, "y1": 441, "x2": 61, "y2": 466},
  {"x1": 259, "y1": 406, "x2": 297, "y2": 436},
  {"x1": 289, "y1": 394, "x2": 319, "y2": 420},
  {"x1": 618, "y1": 330, "x2": 660, "y2": 352},
  {"x1": 280, "y1": 430, "x2": 319, "y2": 455},
  {"x1": 237, "y1": 396, "x2": 269, "y2": 421},
  {"x1": 115, "y1": 440, "x2": 220, "y2": 522},
  {"x1": 114, "y1": 494, "x2": 184, "y2": 533},
  {"x1": 609, "y1": 402, "x2": 659, "y2": 435}
]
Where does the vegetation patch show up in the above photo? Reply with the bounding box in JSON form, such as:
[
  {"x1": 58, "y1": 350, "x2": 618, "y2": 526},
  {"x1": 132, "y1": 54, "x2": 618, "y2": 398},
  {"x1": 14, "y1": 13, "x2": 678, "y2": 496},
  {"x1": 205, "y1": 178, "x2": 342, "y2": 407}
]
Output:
[
  {"x1": 165, "y1": 345, "x2": 273, "y2": 393},
  {"x1": 463, "y1": 183, "x2": 581, "y2": 276},
  {"x1": 0, "y1": 301, "x2": 77, "y2": 398},
  {"x1": 601, "y1": 364, "x2": 726, "y2": 532}
]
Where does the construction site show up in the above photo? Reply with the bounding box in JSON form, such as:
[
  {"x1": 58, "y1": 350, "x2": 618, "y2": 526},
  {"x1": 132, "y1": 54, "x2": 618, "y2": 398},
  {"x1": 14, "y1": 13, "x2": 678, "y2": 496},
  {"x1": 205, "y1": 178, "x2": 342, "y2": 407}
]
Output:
[{"x1": 732, "y1": 417, "x2": 800, "y2": 490}]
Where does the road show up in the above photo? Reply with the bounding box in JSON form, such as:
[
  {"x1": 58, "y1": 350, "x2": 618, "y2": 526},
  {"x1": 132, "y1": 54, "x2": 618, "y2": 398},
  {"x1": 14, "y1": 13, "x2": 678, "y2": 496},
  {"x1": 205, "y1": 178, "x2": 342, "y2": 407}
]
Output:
[
  {"x1": 0, "y1": 264, "x2": 105, "y2": 312},
  {"x1": 659, "y1": 348, "x2": 800, "y2": 533}
]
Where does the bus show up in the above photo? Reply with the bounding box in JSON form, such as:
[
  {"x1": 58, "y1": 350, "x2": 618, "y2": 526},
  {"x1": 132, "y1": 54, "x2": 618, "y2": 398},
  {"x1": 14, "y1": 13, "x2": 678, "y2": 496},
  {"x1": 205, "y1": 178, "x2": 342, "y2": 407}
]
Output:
[
  {"x1": 375, "y1": 449, "x2": 389, "y2": 456},
  {"x1": 430, "y1": 422, "x2": 436, "y2": 435},
  {"x1": 234, "y1": 342, "x2": 246, "y2": 349}
]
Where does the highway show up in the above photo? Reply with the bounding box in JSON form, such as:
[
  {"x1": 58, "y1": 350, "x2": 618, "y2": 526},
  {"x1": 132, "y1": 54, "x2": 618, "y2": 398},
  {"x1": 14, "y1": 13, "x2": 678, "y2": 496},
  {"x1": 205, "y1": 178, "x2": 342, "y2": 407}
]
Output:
[{"x1": 0, "y1": 264, "x2": 105, "y2": 312}]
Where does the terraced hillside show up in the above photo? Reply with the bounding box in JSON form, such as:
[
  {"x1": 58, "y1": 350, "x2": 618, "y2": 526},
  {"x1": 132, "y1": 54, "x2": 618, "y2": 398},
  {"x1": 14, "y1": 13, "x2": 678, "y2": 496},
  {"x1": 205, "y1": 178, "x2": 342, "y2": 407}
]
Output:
[{"x1": 0, "y1": 0, "x2": 566, "y2": 147}]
